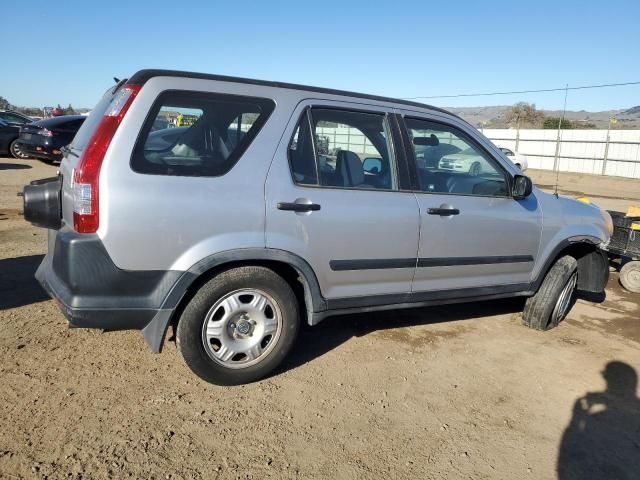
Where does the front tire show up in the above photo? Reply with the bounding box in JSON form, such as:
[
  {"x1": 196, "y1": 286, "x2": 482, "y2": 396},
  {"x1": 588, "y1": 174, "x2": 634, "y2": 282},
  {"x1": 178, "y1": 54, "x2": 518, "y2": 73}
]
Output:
[
  {"x1": 470, "y1": 162, "x2": 481, "y2": 176},
  {"x1": 523, "y1": 255, "x2": 578, "y2": 330},
  {"x1": 176, "y1": 266, "x2": 300, "y2": 385}
]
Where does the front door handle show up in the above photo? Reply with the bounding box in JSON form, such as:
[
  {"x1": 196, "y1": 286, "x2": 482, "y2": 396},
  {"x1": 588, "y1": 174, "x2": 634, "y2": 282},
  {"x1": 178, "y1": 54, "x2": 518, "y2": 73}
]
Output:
[
  {"x1": 427, "y1": 206, "x2": 460, "y2": 216},
  {"x1": 277, "y1": 201, "x2": 321, "y2": 212}
]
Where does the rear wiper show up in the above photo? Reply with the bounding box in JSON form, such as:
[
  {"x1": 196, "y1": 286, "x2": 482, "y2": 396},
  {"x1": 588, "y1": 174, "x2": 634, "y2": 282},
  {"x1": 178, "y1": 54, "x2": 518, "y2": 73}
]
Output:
[
  {"x1": 112, "y1": 77, "x2": 128, "y2": 94},
  {"x1": 61, "y1": 145, "x2": 78, "y2": 158}
]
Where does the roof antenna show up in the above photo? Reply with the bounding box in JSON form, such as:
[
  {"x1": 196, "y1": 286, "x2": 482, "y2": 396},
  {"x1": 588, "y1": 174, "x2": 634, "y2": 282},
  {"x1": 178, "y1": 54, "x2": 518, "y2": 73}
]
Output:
[
  {"x1": 113, "y1": 77, "x2": 120, "y2": 83},
  {"x1": 553, "y1": 83, "x2": 569, "y2": 198}
]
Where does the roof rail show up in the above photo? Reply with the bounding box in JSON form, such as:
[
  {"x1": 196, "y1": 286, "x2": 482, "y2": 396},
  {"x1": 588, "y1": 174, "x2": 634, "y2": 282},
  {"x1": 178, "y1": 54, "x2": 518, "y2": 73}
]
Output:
[{"x1": 127, "y1": 69, "x2": 455, "y2": 116}]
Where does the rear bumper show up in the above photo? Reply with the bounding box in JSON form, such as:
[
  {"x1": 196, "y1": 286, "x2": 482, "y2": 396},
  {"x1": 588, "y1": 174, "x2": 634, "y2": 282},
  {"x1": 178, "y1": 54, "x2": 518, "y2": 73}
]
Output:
[
  {"x1": 24, "y1": 176, "x2": 189, "y2": 352},
  {"x1": 36, "y1": 228, "x2": 185, "y2": 339},
  {"x1": 17, "y1": 142, "x2": 62, "y2": 161}
]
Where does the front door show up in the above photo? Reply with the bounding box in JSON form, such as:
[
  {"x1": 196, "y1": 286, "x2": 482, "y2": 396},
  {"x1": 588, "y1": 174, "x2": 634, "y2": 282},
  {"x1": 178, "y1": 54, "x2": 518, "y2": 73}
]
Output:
[
  {"x1": 398, "y1": 113, "x2": 542, "y2": 295},
  {"x1": 265, "y1": 102, "x2": 420, "y2": 302}
]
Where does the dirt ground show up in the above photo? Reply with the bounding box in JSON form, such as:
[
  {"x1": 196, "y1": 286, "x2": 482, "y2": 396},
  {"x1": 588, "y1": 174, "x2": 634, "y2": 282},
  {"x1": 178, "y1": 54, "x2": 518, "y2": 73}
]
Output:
[{"x1": 1, "y1": 157, "x2": 639, "y2": 479}]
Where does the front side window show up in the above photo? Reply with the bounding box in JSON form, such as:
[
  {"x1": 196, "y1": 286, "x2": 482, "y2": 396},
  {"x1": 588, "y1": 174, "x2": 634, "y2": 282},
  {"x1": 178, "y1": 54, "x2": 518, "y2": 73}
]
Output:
[
  {"x1": 132, "y1": 91, "x2": 274, "y2": 177},
  {"x1": 0, "y1": 112, "x2": 30, "y2": 125},
  {"x1": 289, "y1": 108, "x2": 396, "y2": 190},
  {"x1": 405, "y1": 118, "x2": 508, "y2": 197}
]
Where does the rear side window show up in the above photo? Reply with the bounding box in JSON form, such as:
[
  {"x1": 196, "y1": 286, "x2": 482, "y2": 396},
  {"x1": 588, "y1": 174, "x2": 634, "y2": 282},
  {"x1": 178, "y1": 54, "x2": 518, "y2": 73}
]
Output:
[
  {"x1": 131, "y1": 90, "x2": 275, "y2": 177},
  {"x1": 289, "y1": 107, "x2": 397, "y2": 190}
]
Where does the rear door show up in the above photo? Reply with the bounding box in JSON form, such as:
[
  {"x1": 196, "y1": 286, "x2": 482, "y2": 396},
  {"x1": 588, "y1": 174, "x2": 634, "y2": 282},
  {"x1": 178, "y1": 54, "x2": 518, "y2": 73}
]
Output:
[
  {"x1": 265, "y1": 100, "x2": 420, "y2": 304},
  {"x1": 397, "y1": 110, "x2": 542, "y2": 295}
]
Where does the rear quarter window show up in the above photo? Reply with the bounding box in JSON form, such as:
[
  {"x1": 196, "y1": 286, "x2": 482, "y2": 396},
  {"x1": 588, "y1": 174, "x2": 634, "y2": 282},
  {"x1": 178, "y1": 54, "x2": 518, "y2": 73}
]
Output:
[{"x1": 131, "y1": 90, "x2": 275, "y2": 177}]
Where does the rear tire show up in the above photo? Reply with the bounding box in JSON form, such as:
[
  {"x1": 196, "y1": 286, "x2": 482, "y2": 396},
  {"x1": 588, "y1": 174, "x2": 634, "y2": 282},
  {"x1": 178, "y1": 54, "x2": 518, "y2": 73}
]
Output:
[
  {"x1": 619, "y1": 261, "x2": 640, "y2": 293},
  {"x1": 523, "y1": 255, "x2": 578, "y2": 330},
  {"x1": 9, "y1": 139, "x2": 28, "y2": 159},
  {"x1": 176, "y1": 266, "x2": 300, "y2": 385},
  {"x1": 470, "y1": 162, "x2": 481, "y2": 176}
]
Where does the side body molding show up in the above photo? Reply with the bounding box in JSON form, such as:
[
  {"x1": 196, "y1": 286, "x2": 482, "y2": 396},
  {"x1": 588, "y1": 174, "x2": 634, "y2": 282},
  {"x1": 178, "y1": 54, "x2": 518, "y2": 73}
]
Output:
[
  {"x1": 142, "y1": 237, "x2": 609, "y2": 353},
  {"x1": 142, "y1": 248, "x2": 325, "y2": 353}
]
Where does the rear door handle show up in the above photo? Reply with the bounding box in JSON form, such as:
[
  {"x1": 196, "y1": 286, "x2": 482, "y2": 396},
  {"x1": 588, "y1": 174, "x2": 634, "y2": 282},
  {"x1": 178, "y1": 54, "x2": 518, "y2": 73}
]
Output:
[
  {"x1": 427, "y1": 207, "x2": 460, "y2": 216},
  {"x1": 277, "y1": 201, "x2": 321, "y2": 212}
]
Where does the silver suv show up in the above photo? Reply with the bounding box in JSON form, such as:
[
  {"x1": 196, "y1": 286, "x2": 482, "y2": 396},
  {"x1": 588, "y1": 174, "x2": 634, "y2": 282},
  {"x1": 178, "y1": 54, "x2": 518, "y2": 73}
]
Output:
[{"x1": 23, "y1": 70, "x2": 613, "y2": 385}]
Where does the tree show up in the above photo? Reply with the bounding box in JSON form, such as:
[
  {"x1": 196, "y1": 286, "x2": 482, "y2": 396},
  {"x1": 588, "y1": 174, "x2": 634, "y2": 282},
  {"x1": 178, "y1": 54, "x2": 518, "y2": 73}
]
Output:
[
  {"x1": 543, "y1": 117, "x2": 596, "y2": 129},
  {"x1": 0, "y1": 96, "x2": 13, "y2": 110},
  {"x1": 64, "y1": 104, "x2": 76, "y2": 115},
  {"x1": 505, "y1": 102, "x2": 545, "y2": 128}
]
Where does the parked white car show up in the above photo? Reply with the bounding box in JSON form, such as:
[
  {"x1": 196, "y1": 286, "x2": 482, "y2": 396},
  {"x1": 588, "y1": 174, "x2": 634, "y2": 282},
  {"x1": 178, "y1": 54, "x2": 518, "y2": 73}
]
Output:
[
  {"x1": 499, "y1": 147, "x2": 528, "y2": 171},
  {"x1": 438, "y1": 149, "x2": 493, "y2": 175}
]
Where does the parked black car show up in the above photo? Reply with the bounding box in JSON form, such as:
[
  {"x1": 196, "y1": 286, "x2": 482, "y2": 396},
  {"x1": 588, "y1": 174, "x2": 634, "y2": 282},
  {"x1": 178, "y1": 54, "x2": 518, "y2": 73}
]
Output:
[
  {"x1": 17, "y1": 115, "x2": 86, "y2": 162},
  {"x1": 0, "y1": 119, "x2": 28, "y2": 158},
  {"x1": 0, "y1": 111, "x2": 34, "y2": 158}
]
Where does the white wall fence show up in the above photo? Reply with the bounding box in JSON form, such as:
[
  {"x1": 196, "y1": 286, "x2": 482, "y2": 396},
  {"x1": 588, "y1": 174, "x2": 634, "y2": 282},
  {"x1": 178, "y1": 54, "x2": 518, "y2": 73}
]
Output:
[
  {"x1": 482, "y1": 129, "x2": 640, "y2": 179},
  {"x1": 307, "y1": 125, "x2": 640, "y2": 179}
]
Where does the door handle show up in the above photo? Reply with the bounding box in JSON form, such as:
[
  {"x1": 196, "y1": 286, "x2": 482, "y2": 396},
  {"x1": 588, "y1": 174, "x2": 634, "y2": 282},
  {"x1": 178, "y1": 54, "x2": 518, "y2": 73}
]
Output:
[
  {"x1": 427, "y1": 207, "x2": 460, "y2": 216},
  {"x1": 277, "y1": 201, "x2": 321, "y2": 212}
]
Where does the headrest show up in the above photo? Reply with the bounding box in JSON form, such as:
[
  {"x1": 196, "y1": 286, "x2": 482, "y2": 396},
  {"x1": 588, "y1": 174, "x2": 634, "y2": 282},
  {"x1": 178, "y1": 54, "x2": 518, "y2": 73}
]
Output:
[
  {"x1": 413, "y1": 134, "x2": 439, "y2": 147},
  {"x1": 336, "y1": 150, "x2": 365, "y2": 186}
]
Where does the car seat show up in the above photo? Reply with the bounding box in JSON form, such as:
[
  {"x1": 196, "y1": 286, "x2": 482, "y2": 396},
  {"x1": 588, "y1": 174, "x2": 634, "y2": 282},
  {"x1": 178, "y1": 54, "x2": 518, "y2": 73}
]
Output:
[{"x1": 336, "y1": 150, "x2": 365, "y2": 187}]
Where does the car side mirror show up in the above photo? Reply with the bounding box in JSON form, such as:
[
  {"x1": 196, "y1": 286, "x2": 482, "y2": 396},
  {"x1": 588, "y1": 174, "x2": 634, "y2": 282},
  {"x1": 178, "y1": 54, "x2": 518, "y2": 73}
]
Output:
[
  {"x1": 362, "y1": 157, "x2": 382, "y2": 174},
  {"x1": 513, "y1": 175, "x2": 533, "y2": 200}
]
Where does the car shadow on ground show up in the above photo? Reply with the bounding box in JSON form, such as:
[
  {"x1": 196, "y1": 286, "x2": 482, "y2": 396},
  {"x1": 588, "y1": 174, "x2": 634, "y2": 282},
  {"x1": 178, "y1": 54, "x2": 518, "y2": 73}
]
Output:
[
  {"x1": 557, "y1": 360, "x2": 640, "y2": 479},
  {"x1": 0, "y1": 254, "x2": 48, "y2": 309},
  {"x1": 0, "y1": 163, "x2": 31, "y2": 170},
  {"x1": 277, "y1": 297, "x2": 526, "y2": 375}
]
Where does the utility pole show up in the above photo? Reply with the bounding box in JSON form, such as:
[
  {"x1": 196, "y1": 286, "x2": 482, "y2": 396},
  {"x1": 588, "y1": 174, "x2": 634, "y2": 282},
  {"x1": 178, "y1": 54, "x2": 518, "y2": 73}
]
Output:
[
  {"x1": 601, "y1": 116, "x2": 616, "y2": 175},
  {"x1": 553, "y1": 84, "x2": 569, "y2": 173},
  {"x1": 553, "y1": 84, "x2": 569, "y2": 197}
]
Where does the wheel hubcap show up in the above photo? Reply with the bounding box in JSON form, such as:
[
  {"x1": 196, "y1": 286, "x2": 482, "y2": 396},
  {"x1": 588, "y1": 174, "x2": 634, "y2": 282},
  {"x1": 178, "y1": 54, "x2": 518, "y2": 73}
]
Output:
[
  {"x1": 551, "y1": 272, "x2": 577, "y2": 325},
  {"x1": 12, "y1": 143, "x2": 26, "y2": 158},
  {"x1": 623, "y1": 264, "x2": 640, "y2": 290},
  {"x1": 201, "y1": 289, "x2": 282, "y2": 369}
]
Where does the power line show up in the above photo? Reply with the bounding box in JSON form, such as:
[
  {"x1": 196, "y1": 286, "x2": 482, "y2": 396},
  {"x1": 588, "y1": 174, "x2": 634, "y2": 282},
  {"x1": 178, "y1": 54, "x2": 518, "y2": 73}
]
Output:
[{"x1": 403, "y1": 81, "x2": 640, "y2": 100}]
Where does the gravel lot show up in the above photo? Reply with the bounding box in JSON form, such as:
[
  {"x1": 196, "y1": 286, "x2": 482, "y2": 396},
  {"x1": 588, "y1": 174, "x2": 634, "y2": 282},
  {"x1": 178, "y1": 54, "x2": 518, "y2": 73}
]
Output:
[{"x1": 1, "y1": 156, "x2": 638, "y2": 479}]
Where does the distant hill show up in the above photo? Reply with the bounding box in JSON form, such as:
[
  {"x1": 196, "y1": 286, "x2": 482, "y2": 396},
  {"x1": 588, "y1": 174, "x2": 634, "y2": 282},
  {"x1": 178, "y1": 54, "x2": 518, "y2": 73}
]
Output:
[{"x1": 447, "y1": 105, "x2": 640, "y2": 129}]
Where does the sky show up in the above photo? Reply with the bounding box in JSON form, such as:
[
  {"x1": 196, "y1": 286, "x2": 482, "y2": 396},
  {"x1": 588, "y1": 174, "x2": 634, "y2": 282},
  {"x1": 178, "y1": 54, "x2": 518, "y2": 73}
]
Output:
[{"x1": 3, "y1": 0, "x2": 640, "y2": 112}]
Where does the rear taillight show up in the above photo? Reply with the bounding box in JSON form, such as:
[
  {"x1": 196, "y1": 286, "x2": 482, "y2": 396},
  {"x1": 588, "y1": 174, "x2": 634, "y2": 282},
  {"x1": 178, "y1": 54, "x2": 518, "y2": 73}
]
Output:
[{"x1": 73, "y1": 84, "x2": 141, "y2": 233}]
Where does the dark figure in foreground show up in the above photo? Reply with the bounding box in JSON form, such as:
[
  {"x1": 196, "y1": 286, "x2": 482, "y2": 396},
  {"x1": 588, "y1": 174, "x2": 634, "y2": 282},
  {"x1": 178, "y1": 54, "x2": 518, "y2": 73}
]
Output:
[{"x1": 557, "y1": 361, "x2": 640, "y2": 480}]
